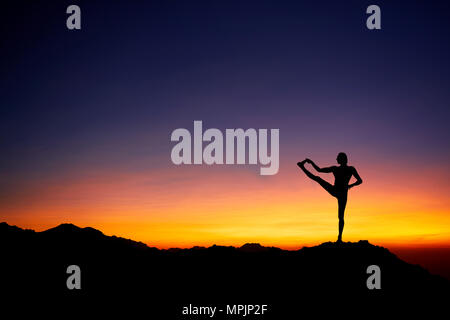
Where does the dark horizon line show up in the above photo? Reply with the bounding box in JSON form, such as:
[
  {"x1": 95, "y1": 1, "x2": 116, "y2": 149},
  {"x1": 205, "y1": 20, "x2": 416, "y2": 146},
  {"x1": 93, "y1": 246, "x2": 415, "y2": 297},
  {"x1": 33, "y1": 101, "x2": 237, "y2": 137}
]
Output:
[{"x1": 2, "y1": 221, "x2": 450, "y2": 251}]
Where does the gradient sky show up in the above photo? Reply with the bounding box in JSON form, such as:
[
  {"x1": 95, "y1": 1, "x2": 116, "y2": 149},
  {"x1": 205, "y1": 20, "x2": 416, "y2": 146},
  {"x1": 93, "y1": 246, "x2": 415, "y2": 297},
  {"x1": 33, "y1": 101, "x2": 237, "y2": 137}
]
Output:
[{"x1": 1, "y1": 0, "x2": 449, "y2": 249}]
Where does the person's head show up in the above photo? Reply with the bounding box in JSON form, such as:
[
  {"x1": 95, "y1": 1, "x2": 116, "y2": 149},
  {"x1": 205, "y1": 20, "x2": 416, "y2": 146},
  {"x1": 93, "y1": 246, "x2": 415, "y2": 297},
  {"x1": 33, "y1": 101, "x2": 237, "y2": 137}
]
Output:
[{"x1": 336, "y1": 152, "x2": 348, "y2": 166}]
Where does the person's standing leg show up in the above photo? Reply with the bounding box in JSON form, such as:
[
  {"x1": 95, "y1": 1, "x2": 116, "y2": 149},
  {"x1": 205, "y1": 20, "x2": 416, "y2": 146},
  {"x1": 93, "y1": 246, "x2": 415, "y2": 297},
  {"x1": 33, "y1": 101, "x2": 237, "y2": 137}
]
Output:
[{"x1": 337, "y1": 194, "x2": 347, "y2": 242}]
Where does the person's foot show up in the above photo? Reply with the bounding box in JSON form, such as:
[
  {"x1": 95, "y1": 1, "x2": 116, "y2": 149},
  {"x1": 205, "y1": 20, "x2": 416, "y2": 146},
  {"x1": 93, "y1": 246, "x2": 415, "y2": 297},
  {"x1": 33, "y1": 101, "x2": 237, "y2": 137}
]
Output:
[
  {"x1": 297, "y1": 160, "x2": 307, "y2": 167},
  {"x1": 336, "y1": 237, "x2": 342, "y2": 243}
]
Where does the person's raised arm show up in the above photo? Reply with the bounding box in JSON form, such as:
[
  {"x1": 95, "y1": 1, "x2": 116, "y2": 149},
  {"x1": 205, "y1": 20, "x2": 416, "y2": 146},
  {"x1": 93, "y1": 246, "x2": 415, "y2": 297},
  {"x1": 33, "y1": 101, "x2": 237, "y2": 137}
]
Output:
[
  {"x1": 307, "y1": 159, "x2": 334, "y2": 173},
  {"x1": 348, "y1": 167, "x2": 363, "y2": 189}
]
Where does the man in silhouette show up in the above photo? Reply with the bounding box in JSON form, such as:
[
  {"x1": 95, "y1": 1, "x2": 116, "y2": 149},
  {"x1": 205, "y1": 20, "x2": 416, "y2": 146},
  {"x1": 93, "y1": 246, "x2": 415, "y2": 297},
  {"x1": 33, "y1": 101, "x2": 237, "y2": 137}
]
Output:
[{"x1": 297, "y1": 153, "x2": 362, "y2": 242}]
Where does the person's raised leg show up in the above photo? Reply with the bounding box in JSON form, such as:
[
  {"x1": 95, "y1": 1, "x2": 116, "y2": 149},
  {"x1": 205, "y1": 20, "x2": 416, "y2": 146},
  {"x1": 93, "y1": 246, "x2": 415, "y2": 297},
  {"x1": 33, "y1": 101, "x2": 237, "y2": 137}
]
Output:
[
  {"x1": 297, "y1": 160, "x2": 317, "y2": 180},
  {"x1": 297, "y1": 160, "x2": 335, "y2": 196}
]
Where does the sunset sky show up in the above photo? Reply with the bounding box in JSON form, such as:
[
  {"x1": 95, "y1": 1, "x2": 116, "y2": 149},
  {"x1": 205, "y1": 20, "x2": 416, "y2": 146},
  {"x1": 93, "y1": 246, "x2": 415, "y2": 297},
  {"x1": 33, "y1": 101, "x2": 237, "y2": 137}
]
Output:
[{"x1": 1, "y1": 0, "x2": 449, "y2": 249}]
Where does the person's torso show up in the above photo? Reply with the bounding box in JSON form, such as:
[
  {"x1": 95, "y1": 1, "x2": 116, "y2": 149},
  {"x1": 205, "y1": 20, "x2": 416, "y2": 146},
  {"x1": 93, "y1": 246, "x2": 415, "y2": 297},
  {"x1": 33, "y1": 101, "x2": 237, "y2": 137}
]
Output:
[{"x1": 333, "y1": 166, "x2": 353, "y2": 188}]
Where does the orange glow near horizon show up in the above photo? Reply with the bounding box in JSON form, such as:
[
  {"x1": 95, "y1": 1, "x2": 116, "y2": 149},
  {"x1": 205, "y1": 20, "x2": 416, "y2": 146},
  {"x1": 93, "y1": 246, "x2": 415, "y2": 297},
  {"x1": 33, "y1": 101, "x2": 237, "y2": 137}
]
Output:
[{"x1": 2, "y1": 157, "x2": 450, "y2": 250}]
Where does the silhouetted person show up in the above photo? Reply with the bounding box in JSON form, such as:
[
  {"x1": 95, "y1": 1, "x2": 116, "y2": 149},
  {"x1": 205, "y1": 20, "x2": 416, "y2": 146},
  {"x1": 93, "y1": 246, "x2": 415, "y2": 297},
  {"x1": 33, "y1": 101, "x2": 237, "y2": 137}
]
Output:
[{"x1": 297, "y1": 153, "x2": 362, "y2": 242}]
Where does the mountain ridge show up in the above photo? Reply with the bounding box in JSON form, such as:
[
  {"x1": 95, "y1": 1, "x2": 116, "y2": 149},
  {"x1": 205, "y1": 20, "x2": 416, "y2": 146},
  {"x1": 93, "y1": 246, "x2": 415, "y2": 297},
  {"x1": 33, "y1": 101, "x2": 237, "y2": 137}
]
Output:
[
  {"x1": 0, "y1": 221, "x2": 389, "y2": 252},
  {"x1": 1, "y1": 221, "x2": 448, "y2": 317}
]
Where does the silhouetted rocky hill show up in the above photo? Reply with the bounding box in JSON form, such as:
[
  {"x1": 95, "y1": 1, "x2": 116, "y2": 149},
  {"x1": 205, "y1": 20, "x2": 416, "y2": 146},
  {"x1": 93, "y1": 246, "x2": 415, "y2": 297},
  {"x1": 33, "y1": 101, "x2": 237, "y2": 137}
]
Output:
[{"x1": 1, "y1": 222, "x2": 448, "y2": 317}]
